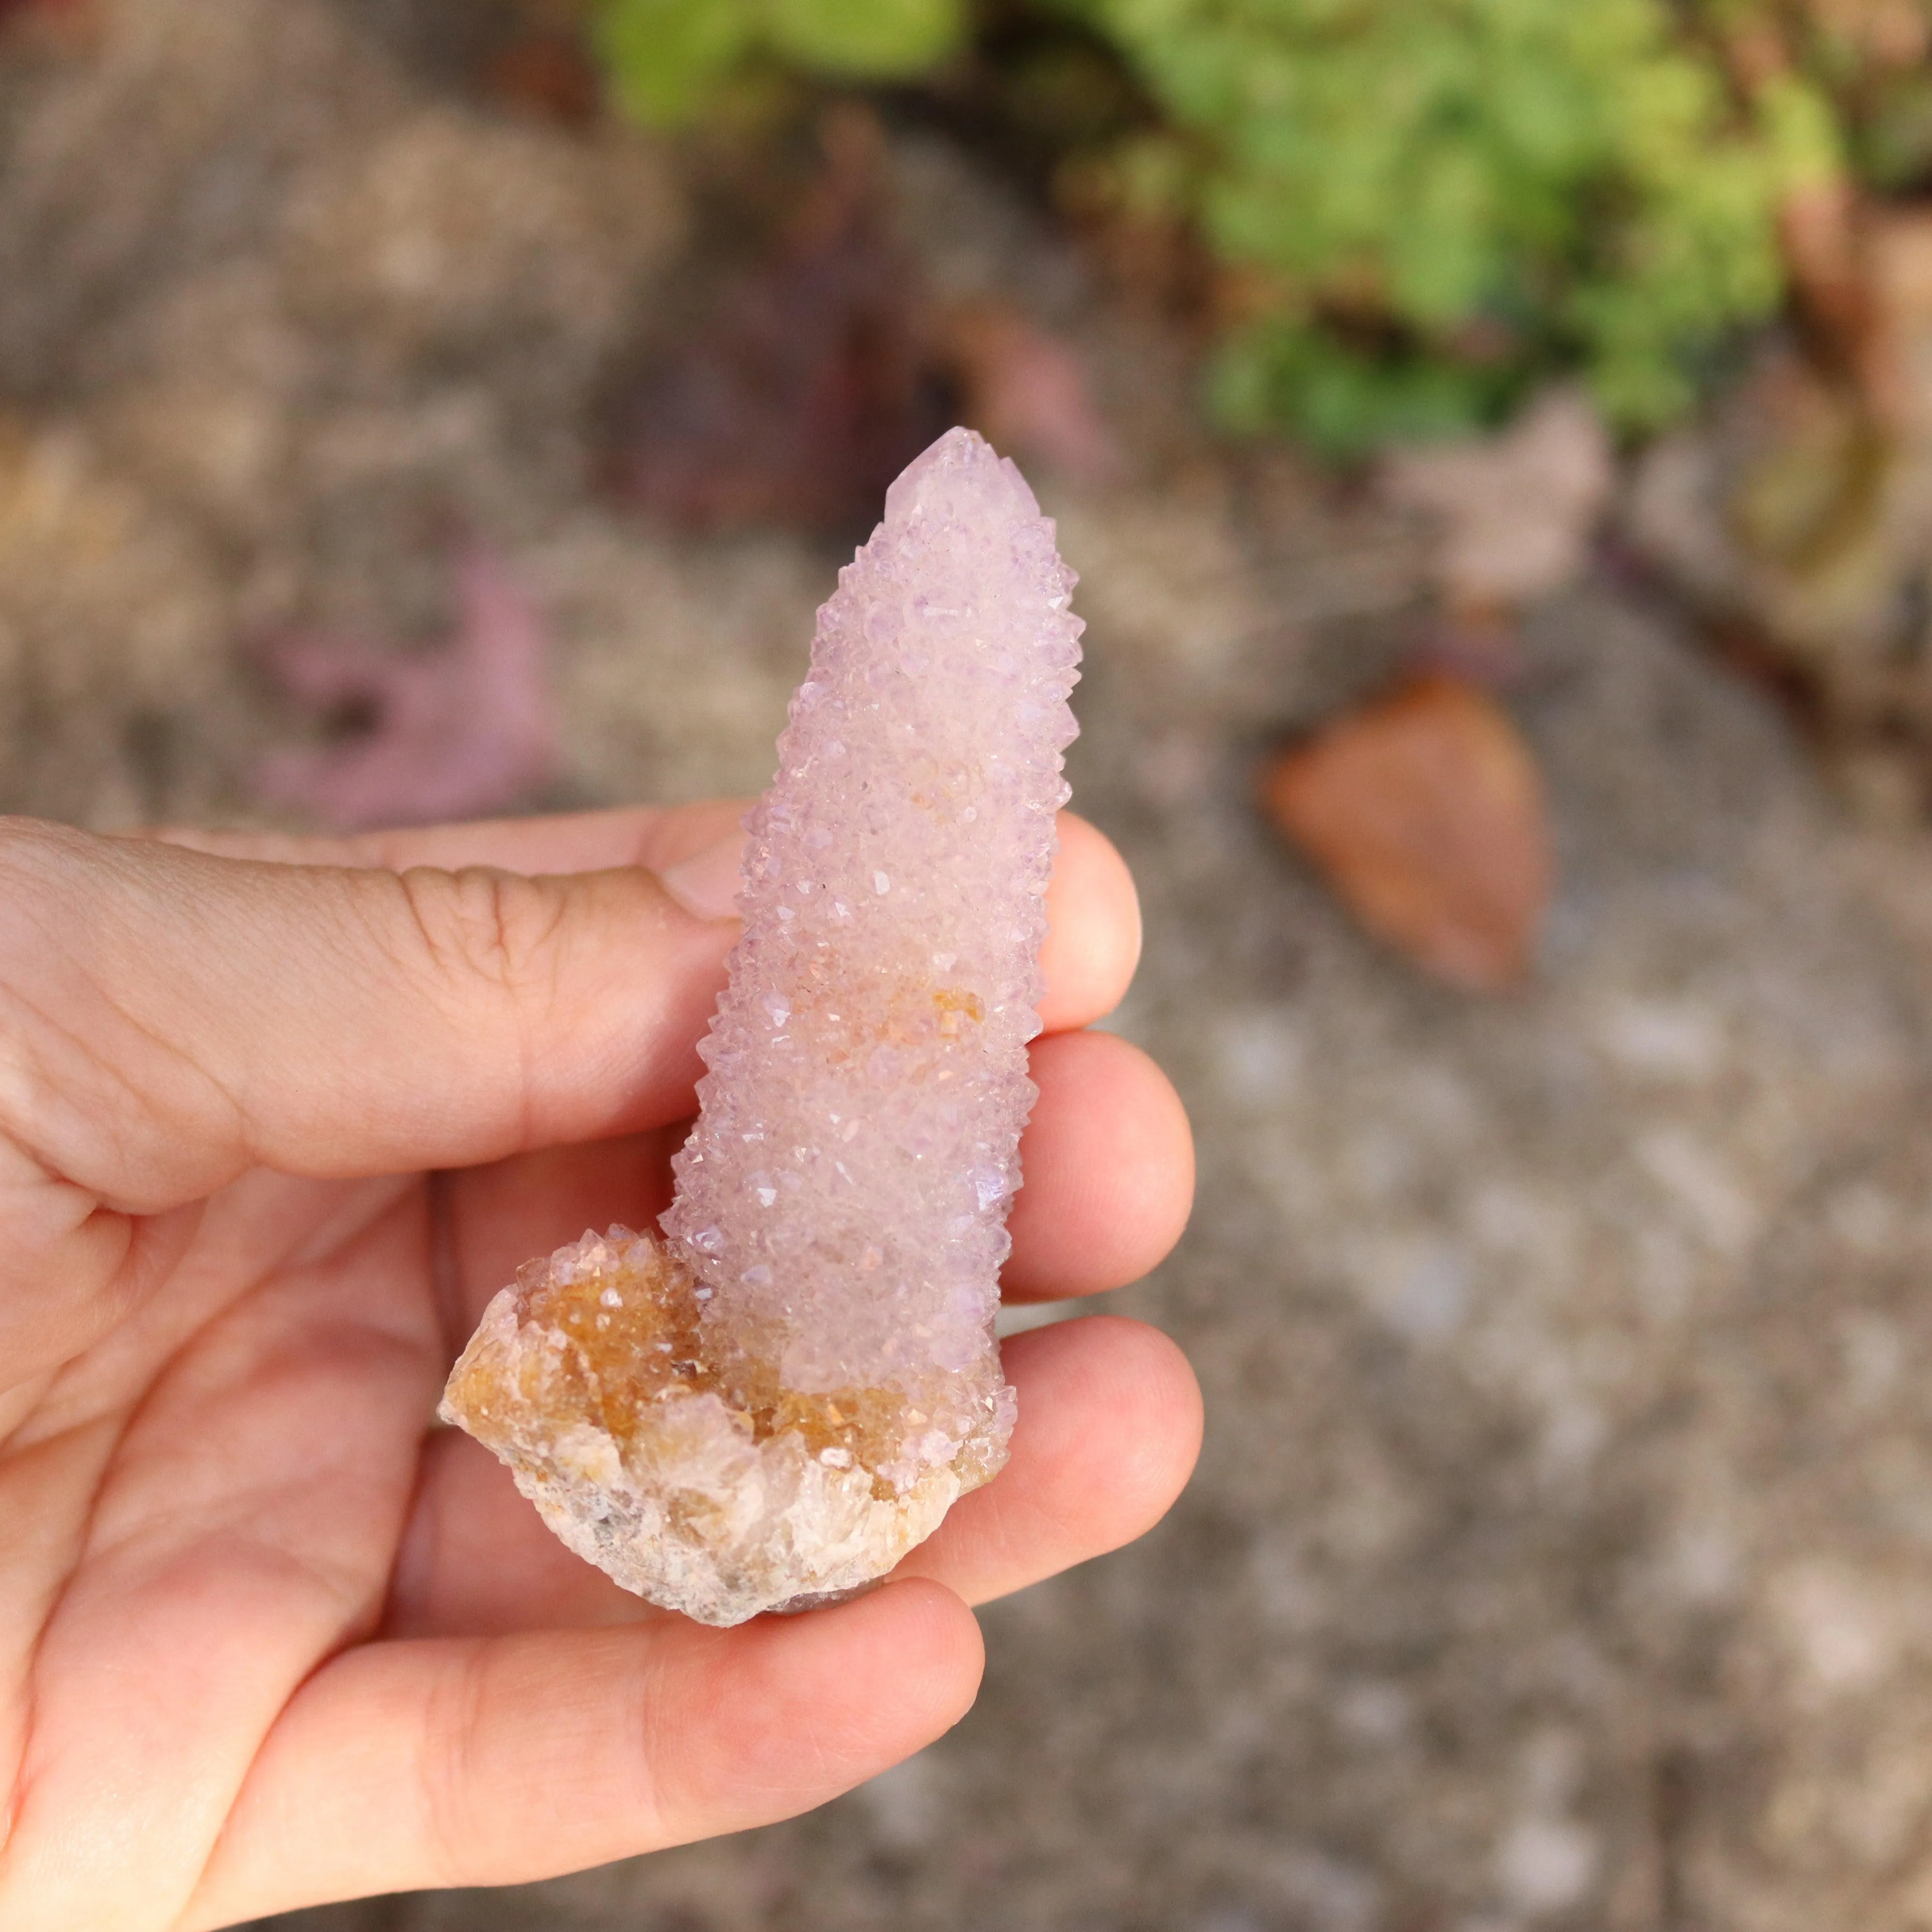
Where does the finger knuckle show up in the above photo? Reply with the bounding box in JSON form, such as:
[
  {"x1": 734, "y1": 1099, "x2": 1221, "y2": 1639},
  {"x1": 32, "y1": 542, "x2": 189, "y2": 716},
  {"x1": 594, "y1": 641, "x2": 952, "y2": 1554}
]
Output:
[{"x1": 396, "y1": 866, "x2": 568, "y2": 1000}]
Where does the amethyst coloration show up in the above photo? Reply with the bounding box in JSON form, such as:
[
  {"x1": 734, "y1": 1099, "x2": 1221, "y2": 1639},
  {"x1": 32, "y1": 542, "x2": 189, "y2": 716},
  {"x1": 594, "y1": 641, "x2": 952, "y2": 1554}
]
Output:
[
  {"x1": 667, "y1": 427, "x2": 1081, "y2": 1475},
  {"x1": 440, "y1": 428, "x2": 1084, "y2": 1624}
]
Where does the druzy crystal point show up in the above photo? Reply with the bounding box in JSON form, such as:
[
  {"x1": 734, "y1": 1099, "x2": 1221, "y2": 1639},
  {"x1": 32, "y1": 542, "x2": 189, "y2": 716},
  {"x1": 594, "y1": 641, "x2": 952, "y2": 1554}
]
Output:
[{"x1": 441, "y1": 428, "x2": 1083, "y2": 1625}]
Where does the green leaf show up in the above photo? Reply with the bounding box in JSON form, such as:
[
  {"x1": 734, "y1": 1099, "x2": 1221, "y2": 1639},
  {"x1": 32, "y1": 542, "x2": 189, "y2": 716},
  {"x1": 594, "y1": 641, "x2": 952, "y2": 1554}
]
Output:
[
  {"x1": 763, "y1": 0, "x2": 967, "y2": 76},
  {"x1": 1210, "y1": 321, "x2": 1515, "y2": 458},
  {"x1": 589, "y1": 0, "x2": 1820, "y2": 447},
  {"x1": 596, "y1": 0, "x2": 755, "y2": 124}
]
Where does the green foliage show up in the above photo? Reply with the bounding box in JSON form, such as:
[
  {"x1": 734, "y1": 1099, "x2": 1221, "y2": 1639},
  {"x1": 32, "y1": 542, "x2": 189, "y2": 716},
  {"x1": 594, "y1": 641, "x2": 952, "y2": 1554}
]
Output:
[
  {"x1": 1208, "y1": 324, "x2": 1520, "y2": 460},
  {"x1": 1700, "y1": 0, "x2": 1932, "y2": 192},
  {"x1": 596, "y1": 0, "x2": 966, "y2": 124},
  {"x1": 1065, "y1": 0, "x2": 1837, "y2": 450},
  {"x1": 593, "y1": 0, "x2": 1872, "y2": 453}
]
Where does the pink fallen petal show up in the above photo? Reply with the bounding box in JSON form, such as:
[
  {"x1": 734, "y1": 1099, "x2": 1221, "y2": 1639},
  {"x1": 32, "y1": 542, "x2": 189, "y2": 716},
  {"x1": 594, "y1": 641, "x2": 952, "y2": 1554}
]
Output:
[
  {"x1": 253, "y1": 545, "x2": 560, "y2": 831},
  {"x1": 943, "y1": 301, "x2": 1122, "y2": 487}
]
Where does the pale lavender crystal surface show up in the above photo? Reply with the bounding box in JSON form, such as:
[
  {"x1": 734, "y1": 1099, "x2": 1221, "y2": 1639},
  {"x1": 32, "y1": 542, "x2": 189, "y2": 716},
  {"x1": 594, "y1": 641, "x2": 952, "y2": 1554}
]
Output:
[
  {"x1": 667, "y1": 428, "x2": 1080, "y2": 1447},
  {"x1": 441, "y1": 428, "x2": 1084, "y2": 1623}
]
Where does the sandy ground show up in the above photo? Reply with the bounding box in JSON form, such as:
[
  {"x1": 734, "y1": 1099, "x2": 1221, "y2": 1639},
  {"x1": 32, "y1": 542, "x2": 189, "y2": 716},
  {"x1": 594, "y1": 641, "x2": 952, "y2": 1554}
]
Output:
[{"x1": 14, "y1": 6, "x2": 1932, "y2": 1930}]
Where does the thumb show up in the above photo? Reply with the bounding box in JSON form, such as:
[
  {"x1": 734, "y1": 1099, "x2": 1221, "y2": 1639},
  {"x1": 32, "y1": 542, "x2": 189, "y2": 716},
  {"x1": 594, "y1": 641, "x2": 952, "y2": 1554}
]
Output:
[{"x1": 0, "y1": 816, "x2": 737, "y2": 1375}]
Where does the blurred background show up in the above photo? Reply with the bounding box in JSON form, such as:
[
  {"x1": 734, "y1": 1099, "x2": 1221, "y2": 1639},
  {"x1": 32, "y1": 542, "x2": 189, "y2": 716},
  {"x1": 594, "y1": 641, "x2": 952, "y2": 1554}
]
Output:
[{"x1": 11, "y1": 0, "x2": 1932, "y2": 1926}]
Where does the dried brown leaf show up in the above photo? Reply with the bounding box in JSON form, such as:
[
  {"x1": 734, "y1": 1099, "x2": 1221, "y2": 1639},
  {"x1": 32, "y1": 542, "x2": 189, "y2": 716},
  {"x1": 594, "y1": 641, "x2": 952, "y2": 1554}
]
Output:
[
  {"x1": 1260, "y1": 673, "x2": 1552, "y2": 991},
  {"x1": 483, "y1": 33, "x2": 601, "y2": 128}
]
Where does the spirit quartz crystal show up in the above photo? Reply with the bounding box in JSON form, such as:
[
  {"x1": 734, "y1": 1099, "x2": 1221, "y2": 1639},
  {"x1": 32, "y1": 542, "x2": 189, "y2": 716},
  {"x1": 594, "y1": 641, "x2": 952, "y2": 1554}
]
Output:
[{"x1": 441, "y1": 428, "x2": 1084, "y2": 1625}]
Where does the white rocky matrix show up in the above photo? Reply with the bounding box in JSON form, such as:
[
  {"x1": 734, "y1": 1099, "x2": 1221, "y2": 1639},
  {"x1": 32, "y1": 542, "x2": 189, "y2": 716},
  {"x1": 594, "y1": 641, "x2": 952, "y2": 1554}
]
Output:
[{"x1": 441, "y1": 428, "x2": 1084, "y2": 1624}]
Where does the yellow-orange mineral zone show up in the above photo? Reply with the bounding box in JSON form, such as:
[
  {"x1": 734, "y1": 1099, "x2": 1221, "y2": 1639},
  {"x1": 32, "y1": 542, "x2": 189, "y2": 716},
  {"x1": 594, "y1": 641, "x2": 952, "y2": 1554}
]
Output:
[
  {"x1": 441, "y1": 427, "x2": 1083, "y2": 1626},
  {"x1": 445, "y1": 1229, "x2": 1007, "y2": 1507}
]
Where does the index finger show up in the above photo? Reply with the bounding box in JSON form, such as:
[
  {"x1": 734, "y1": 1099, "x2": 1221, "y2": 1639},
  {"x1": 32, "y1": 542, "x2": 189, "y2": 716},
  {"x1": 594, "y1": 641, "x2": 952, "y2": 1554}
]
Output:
[{"x1": 153, "y1": 805, "x2": 1141, "y2": 1033}]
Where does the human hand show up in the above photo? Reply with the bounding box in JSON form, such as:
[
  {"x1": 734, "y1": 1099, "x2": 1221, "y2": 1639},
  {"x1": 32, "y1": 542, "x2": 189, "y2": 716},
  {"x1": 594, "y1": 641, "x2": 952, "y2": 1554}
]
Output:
[{"x1": 0, "y1": 802, "x2": 1198, "y2": 1930}]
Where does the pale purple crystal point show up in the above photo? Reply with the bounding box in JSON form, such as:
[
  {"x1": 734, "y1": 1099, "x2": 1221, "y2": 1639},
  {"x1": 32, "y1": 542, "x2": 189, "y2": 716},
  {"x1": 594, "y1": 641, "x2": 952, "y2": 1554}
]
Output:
[
  {"x1": 441, "y1": 428, "x2": 1084, "y2": 1624},
  {"x1": 668, "y1": 429, "x2": 1079, "y2": 1436}
]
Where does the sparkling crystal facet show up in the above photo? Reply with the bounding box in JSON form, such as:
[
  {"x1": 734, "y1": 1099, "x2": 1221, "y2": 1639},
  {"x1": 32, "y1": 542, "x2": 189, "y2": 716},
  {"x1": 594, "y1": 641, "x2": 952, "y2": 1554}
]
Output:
[{"x1": 440, "y1": 428, "x2": 1083, "y2": 1624}]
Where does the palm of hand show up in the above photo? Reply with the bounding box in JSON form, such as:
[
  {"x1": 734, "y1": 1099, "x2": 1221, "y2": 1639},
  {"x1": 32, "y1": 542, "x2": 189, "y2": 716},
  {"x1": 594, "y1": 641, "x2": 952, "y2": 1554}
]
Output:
[{"x1": 0, "y1": 806, "x2": 1197, "y2": 1931}]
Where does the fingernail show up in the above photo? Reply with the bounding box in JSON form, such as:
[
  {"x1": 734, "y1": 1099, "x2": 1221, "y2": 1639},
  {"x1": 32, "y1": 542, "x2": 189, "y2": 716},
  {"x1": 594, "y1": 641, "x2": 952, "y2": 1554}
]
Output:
[{"x1": 661, "y1": 830, "x2": 747, "y2": 922}]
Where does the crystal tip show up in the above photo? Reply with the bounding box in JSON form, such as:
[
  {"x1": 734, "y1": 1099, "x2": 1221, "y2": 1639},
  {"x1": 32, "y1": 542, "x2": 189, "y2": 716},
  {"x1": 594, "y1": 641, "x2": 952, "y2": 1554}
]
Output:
[{"x1": 884, "y1": 426, "x2": 1042, "y2": 530}]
